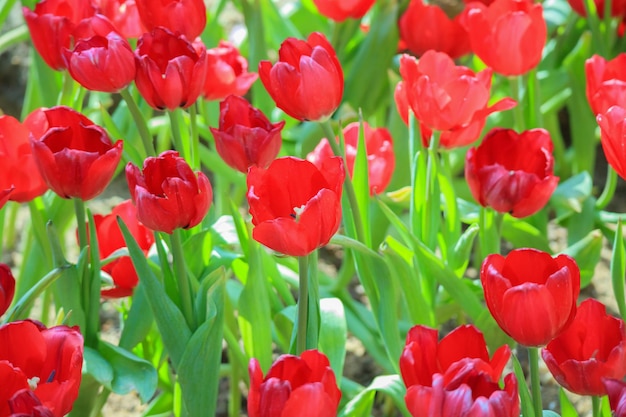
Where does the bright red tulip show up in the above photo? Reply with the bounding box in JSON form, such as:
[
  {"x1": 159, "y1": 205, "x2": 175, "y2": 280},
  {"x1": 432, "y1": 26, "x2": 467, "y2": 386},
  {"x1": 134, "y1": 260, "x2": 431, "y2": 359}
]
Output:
[
  {"x1": 465, "y1": 128, "x2": 559, "y2": 218},
  {"x1": 209, "y1": 95, "x2": 284, "y2": 173},
  {"x1": 0, "y1": 264, "x2": 15, "y2": 317},
  {"x1": 92, "y1": 0, "x2": 146, "y2": 38},
  {"x1": 135, "y1": 0, "x2": 206, "y2": 40},
  {"x1": 307, "y1": 121, "x2": 395, "y2": 195},
  {"x1": 542, "y1": 298, "x2": 626, "y2": 396},
  {"x1": 90, "y1": 200, "x2": 155, "y2": 298},
  {"x1": 312, "y1": 0, "x2": 375, "y2": 21},
  {"x1": 399, "y1": 0, "x2": 471, "y2": 59},
  {"x1": 597, "y1": 105, "x2": 626, "y2": 180},
  {"x1": 605, "y1": 379, "x2": 626, "y2": 417},
  {"x1": 0, "y1": 320, "x2": 83, "y2": 417},
  {"x1": 247, "y1": 156, "x2": 344, "y2": 257},
  {"x1": 248, "y1": 350, "x2": 341, "y2": 417},
  {"x1": 202, "y1": 41, "x2": 258, "y2": 101},
  {"x1": 23, "y1": 0, "x2": 96, "y2": 70},
  {"x1": 586, "y1": 54, "x2": 626, "y2": 115},
  {"x1": 134, "y1": 27, "x2": 208, "y2": 110},
  {"x1": 27, "y1": 106, "x2": 123, "y2": 201},
  {"x1": 0, "y1": 115, "x2": 48, "y2": 203},
  {"x1": 126, "y1": 151, "x2": 213, "y2": 234},
  {"x1": 63, "y1": 15, "x2": 136, "y2": 93},
  {"x1": 463, "y1": 0, "x2": 546, "y2": 76},
  {"x1": 259, "y1": 32, "x2": 343, "y2": 122}
]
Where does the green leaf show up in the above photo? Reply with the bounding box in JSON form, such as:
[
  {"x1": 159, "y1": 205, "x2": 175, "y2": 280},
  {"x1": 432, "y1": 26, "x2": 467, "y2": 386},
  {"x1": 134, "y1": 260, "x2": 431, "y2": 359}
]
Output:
[
  {"x1": 83, "y1": 347, "x2": 114, "y2": 387},
  {"x1": 512, "y1": 355, "x2": 535, "y2": 417},
  {"x1": 338, "y1": 375, "x2": 411, "y2": 417},
  {"x1": 612, "y1": 219, "x2": 626, "y2": 320},
  {"x1": 560, "y1": 229, "x2": 603, "y2": 287},
  {"x1": 319, "y1": 298, "x2": 347, "y2": 386},
  {"x1": 542, "y1": 411, "x2": 562, "y2": 417},
  {"x1": 559, "y1": 388, "x2": 577, "y2": 417},
  {"x1": 351, "y1": 117, "x2": 371, "y2": 247},
  {"x1": 502, "y1": 215, "x2": 551, "y2": 252},
  {"x1": 118, "y1": 283, "x2": 154, "y2": 350},
  {"x1": 551, "y1": 172, "x2": 593, "y2": 216},
  {"x1": 99, "y1": 341, "x2": 158, "y2": 402}
]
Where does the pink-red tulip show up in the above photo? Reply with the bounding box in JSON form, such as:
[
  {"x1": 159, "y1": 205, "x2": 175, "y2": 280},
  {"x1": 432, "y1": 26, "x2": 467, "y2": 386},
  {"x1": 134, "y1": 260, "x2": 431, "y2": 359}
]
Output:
[
  {"x1": 312, "y1": 0, "x2": 375, "y2": 21},
  {"x1": 202, "y1": 41, "x2": 258, "y2": 101},
  {"x1": 586, "y1": 54, "x2": 626, "y2": 116},
  {"x1": 135, "y1": 0, "x2": 206, "y2": 40},
  {"x1": 605, "y1": 379, "x2": 626, "y2": 417}
]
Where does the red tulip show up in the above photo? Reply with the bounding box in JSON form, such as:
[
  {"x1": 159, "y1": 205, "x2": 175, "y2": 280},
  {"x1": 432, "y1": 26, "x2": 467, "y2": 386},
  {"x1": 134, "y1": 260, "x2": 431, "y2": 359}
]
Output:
[
  {"x1": 311, "y1": 0, "x2": 375, "y2": 21},
  {"x1": 0, "y1": 320, "x2": 83, "y2": 417},
  {"x1": 247, "y1": 156, "x2": 344, "y2": 257},
  {"x1": 0, "y1": 115, "x2": 48, "y2": 203},
  {"x1": 23, "y1": 0, "x2": 96, "y2": 70},
  {"x1": 605, "y1": 379, "x2": 626, "y2": 417},
  {"x1": 27, "y1": 106, "x2": 123, "y2": 201},
  {"x1": 597, "y1": 105, "x2": 626, "y2": 180},
  {"x1": 126, "y1": 151, "x2": 213, "y2": 234},
  {"x1": 92, "y1": 0, "x2": 146, "y2": 38},
  {"x1": 209, "y1": 95, "x2": 284, "y2": 173},
  {"x1": 202, "y1": 41, "x2": 258, "y2": 101},
  {"x1": 307, "y1": 121, "x2": 395, "y2": 196},
  {"x1": 135, "y1": 0, "x2": 206, "y2": 40},
  {"x1": 465, "y1": 128, "x2": 559, "y2": 218},
  {"x1": 134, "y1": 27, "x2": 208, "y2": 110},
  {"x1": 0, "y1": 264, "x2": 15, "y2": 317},
  {"x1": 90, "y1": 200, "x2": 155, "y2": 298},
  {"x1": 259, "y1": 32, "x2": 343, "y2": 122},
  {"x1": 248, "y1": 350, "x2": 341, "y2": 417},
  {"x1": 399, "y1": 0, "x2": 471, "y2": 59},
  {"x1": 8, "y1": 389, "x2": 54, "y2": 417},
  {"x1": 462, "y1": 0, "x2": 546, "y2": 76},
  {"x1": 586, "y1": 54, "x2": 626, "y2": 116},
  {"x1": 542, "y1": 298, "x2": 626, "y2": 396}
]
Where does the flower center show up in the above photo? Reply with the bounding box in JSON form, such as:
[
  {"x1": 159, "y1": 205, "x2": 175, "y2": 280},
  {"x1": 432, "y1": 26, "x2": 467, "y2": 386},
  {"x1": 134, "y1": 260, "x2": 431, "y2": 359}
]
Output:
[
  {"x1": 290, "y1": 205, "x2": 306, "y2": 222},
  {"x1": 28, "y1": 376, "x2": 40, "y2": 391}
]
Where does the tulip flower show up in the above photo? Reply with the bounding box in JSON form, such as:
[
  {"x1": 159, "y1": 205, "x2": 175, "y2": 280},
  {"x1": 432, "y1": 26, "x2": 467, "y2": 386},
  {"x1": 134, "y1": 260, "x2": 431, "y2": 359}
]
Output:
[
  {"x1": 481, "y1": 248, "x2": 580, "y2": 347},
  {"x1": 0, "y1": 320, "x2": 83, "y2": 417},
  {"x1": 597, "y1": 105, "x2": 626, "y2": 180},
  {"x1": 135, "y1": 0, "x2": 206, "y2": 40},
  {"x1": 542, "y1": 298, "x2": 626, "y2": 396},
  {"x1": 311, "y1": 0, "x2": 375, "y2": 21},
  {"x1": 399, "y1": 0, "x2": 471, "y2": 59},
  {"x1": 465, "y1": 128, "x2": 559, "y2": 218},
  {"x1": 605, "y1": 379, "x2": 626, "y2": 417},
  {"x1": 209, "y1": 95, "x2": 284, "y2": 173},
  {"x1": 248, "y1": 350, "x2": 341, "y2": 417},
  {"x1": 462, "y1": 0, "x2": 547, "y2": 76},
  {"x1": 0, "y1": 115, "x2": 48, "y2": 203},
  {"x1": 63, "y1": 15, "x2": 136, "y2": 93},
  {"x1": 202, "y1": 41, "x2": 258, "y2": 101},
  {"x1": 401, "y1": 325, "x2": 519, "y2": 417},
  {"x1": 307, "y1": 121, "x2": 395, "y2": 195},
  {"x1": 0, "y1": 264, "x2": 15, "y2": 317},
  {"x1": 259, "y1": 32, "x2": 344, "y2": 122},
  {"x1": 91, "y1": 0, "x2": 146, "y2": 38},
  {"x1": 126, "y1": 151, "x2": 213, "y2": 234},
  {"x1": 8, "y1": 389, "x2": 55, "y2": 416},
  {"x1": 23, "y1": 0, "x2": 96, "y2": 70},
  {"x1": 134, "y1": 27, "x2": 208, "y2": 111},
  {"x1": 586, "y1": 54, "x2": 626, "y2": 116},
  {"x1": 247, "y1": 156, "x2": 344, "y2": 257},
  {"x1": 27, "y1": 106, "x2": 123, "y2": 201}
]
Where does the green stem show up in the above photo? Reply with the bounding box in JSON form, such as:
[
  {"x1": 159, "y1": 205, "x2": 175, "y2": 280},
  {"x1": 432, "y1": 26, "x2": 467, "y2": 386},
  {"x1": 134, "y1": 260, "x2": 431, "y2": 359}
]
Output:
[
  {"x1": 59, "y1": 71, "x2": 77, "y2": 107},
  {"x1": 28, "y1": 199, "x2": 53, "y2": 267},
  {"x1": 190, "y1": 103, "x2": 200, "y2": 170},
  {"x1": 169, "y1": 229, "x2": 196, "y2": 330},
  {"x1": 596, "y1": 164, "x2": 618, "y2": 210},
  {"x1": 168, "y1": 108, "x2": 188, "y2": 160},
  {"x1": 296, "y1": 254, "x2": 310, "y2": 355},
  {"x1": 408, "y1": 111, "x2": 422, "y2": 238},
  {"x1": 592, "y1": 395, "x2": 601, "y2": 417},
  {"x1": 509, "y1": 75, "x2": 525, "y2": 131},
  {"x1": 528, "y1": 347, "x2": 543, "y2": 417},
  {"x1": 582, "y1": 0, "x2": 607, "y2": 55},
  {"x1": 0, "y1": 25, "x2": 28, "y2": 56},
  {"x1": 74, "y1": 199, "x2": 87, "y2": 250},
  {"x1": 527, "y1": 68, "x2": 542, "y2": 128},
  {"x1": 423, "y1": 131, "x2": 440, "y2": 249},
  {"x1": 119, "y1": 87, "x2": 156, "y2": 157}
]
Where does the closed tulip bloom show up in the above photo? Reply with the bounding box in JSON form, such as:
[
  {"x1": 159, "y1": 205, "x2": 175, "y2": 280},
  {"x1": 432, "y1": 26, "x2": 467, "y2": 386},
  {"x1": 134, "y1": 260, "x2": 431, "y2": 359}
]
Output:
[
  {"x1": 0, "y1": 320, "x2": 83, "y2": 417},
  {"x1": 586, "y1": 54, "x2": 626, "y2": 116},
  {"x1": 27, "y1": 106, "x2": 123, "y2": 201},
  {"x1": 135, "y1": 0, "x2": 206, "y2": 40},
  {"x1": 542, "y1": 299, "x2": 626, "y2": 396},
  {"x1": 465, "y1": 128, "x2": 559, "y2": 218},
  {"x1": 210, "y1": 95, "x2": 284, "y2": 173},
  {"x1": 597, "y1": 105, "x2": 626, "y2": 180},
  {"x1": 126, "y1": 151, "x2": 213, "y2": 234},
  {"x1": 202, "y1": 41, "x2": 258, "y2": 101},
  {"x1": 605, "y1": 379, "x2": 626, "y2": 417},
  {"x1": 0, "y1": 264, "x2": 15, "y2": 317},
  {"x1": 23, "y1": 0, "x2": 96, "y2": 70},
  {"x1": 463, "y1": 0, "x2": 546, "y2": 76},
  {"x1": 92, "y1": 0, "x2": 146, "y2": 38},
  {"x1": 248, "y1": 350, "x2": 341, "y2": 417},
  {"x1": 312, "y1": 0, "x2": 375, "y2": 21},
  {"x1": 481, "y1": 248, "x2": 580, "y2": 347},
  {"x1": 399, "y1": 0, "x2": 471, "y2": 59},
  {"x1": 259, "y1": 32, "x2": 343, "y2": 122},
  {"x1": 247, "y1": 156, "x2": 344, "y2": 257},
  {"x1": 0, "y1": 115, "x2": 48, "y2": 203},
  {"x1": 307, "y1": 121, "x2": 395, "y2": 195},
  {"x1": 135, "y1": 27, "x2": 208, "y2": 110}
]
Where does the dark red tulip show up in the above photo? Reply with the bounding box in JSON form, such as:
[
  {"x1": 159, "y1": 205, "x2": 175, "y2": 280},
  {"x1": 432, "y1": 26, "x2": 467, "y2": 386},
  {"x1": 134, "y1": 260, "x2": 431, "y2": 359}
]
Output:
[
  {"x1": 481, "y1": 248, "x2": 580, "y2": 347},
  {"x1": 399, "y1": 0, "x2": 471, "y2": 59},
  {"x1": 586, "y1": 54, "x2": 626, "y2": 116},
  {"x1": 92, "y1": 0, "x2": 146, "y2": 38},
  {"x1": 126, "y1": 151, "x2": 213, "y2": 234},
  {"x1": 135, "y1": 0, "x2": 206, "y2": 40},
  {"x1": 209, "y1": 95, "x2": 284, "y2": 173},
  {"x1": 542, "y1": 298, "x2": 626, "y2": 396},
  {"x1": 247, "y1": 156, "x2": 344, "y2": 257},
  {"x1": 26, "y1": 106, "x2": 123, "y2": 201},
  {"x1": 23, "y1": 0, "x2": 96, "y2": 70},
  {"x1": 259, "y1": 32, "x2": 343, "y2": 122},
  {"x1": 462, "y1": 0, "x2": 546, "y2": 76},
  {"x1": 248, "y1": 350, "x2": 341, "y2": 417},
  {"x1": 307, "y1": 121, "x2": 395, "y2": 196},
  {"x1": 0, "y1": 320, "x2": 83, "y2": 417},
  {"x1": 9, "y1": 389, "x2": 54, "y2": 417},
  {"x1": 312, "y1": 0, "x2": 375, "y2": 21},
  {"x1": 597, "y1": 105, "x2": 626, "y2": 180},
  {"x1": 0, "y1": 264, "x2": 15, "y2": 317},
  {"x1": 202, "y1": 41, "x2": 258, "y2": 101},
  {"x1": 0, "y1": 115, "x2": 48, "y2": 203},
  {"x1": 465, "y1": 128, "x2": 559, "y2": 218},
  {"x1": 605, "y1": 379, "x2": 626, "y2": 417}
]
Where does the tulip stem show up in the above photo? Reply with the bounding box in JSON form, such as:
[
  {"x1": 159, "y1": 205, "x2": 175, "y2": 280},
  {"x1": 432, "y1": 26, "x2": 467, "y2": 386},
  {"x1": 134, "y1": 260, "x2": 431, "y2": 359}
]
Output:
[
  {"x1": 297, "y1": 254, "x2": 310, "y2": 355},
  {"x1": 74, "y1": 198, "x2": 88, "y2": 251},
  {"x1": 169, "y1": 229, "x2": 196, "y2": 330},
  {"x1": 509, "y1": 75, "x2": 525, "y2": 131},
  {"x1": 296, "y1": 252, "x2": 319, "y2": 355},
  {"x1": 596, "y1": 164, "x2": 618, "y2": 210},
  {"x1": 119, "y1": 87, "x2": 156, "y2": 157},
  {"x1": 168, "y1": 109, "x2": 189, "y2": 162},
  {"x1": 528, "y1": 347, "x2": 543, "y2": 417},
  {"x1": 592, "y1": 395, "x2": 601, "y2": 417},
  {"x1": 190, "y1": 103, "x2": 200, "y2": 170}
]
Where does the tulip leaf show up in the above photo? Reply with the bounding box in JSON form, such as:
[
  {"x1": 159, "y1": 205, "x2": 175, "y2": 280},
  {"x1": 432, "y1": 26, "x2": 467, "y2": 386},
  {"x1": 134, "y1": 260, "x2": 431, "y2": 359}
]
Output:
[
  {"x1": 351, "y1": 118, "x2": 372, "y2": 247},
  {"x1": 611, "y1": 219, "x2": 626, "y2": 320},
  {"x1": 551, "y1": 172, "x2": 593, "y2": 217},
  {"x1": 501, "y1": 215, "x2": 551, "y2": 252},
  {"x1": 83, "y1": 347, "x2": 114, "y2": 388},
  {"x1": 319, "y1": 298, "x2": 347, "y2": 386},
  {"x1": 182, "y1": 229, "x2": 212, "y2": 279},
  {"x1": 512, "y1": 355, "x2": 535, "y2": 417},
  {"x1": 448, "y1": 223, "x2": 480, "y2": 278},
  {"x1": 560, "y1": 229, "x2": 603, "y2": 288},
  {"x1": 118, "y1": 282, "x2": 154, "y2": 350},
  {"x1": 338, "y1": 375, "x2": 411, "y2": 417},
  {"x1": 559, "y1": 388, "x2": 577, "y2": 417},
  {"x1": 542, "y1": 411, "x2": 561, "y2": 417}
]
